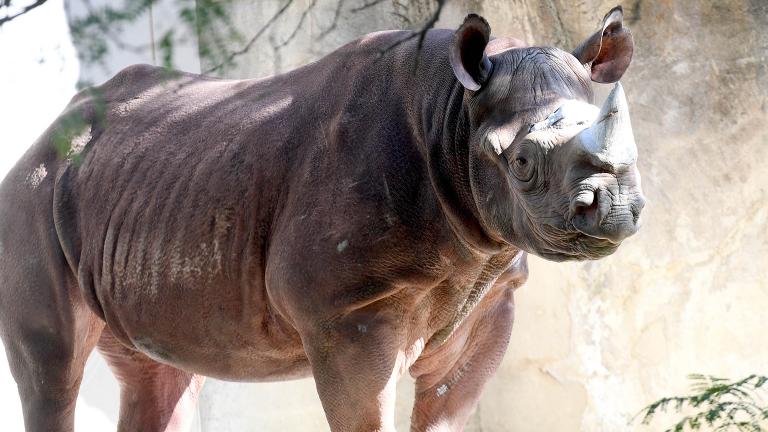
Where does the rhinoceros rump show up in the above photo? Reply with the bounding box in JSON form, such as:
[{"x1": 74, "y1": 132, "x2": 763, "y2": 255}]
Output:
[{"x1": 0, "y1": 6, "x2": 643, "y2": 432}]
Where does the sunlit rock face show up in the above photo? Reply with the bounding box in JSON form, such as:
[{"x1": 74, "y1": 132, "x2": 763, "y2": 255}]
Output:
[{"x1": 198, "y1": 1, "x2": 768, "y2": 431}]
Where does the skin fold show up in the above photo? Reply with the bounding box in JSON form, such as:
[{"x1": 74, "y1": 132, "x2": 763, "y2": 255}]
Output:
[{"x1": 0, "y1": 7, "x2": 643, "y2": 432}]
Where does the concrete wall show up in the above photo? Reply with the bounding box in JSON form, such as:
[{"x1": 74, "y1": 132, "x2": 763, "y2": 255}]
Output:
[{"x1": 197, "y1": 1, "x2": 768, "y2": 431}]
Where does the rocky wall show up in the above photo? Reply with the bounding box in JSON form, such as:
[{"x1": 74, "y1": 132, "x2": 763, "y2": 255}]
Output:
[{"x1": 198, "y1": 1, "x2": 768, "y2": 430}]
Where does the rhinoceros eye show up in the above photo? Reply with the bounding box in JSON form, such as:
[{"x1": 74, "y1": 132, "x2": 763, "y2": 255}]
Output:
[{"x1": 511, "y1": 148, "x2": 535, "y2": 182}]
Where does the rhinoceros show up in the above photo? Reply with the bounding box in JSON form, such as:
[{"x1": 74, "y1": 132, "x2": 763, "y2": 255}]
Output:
[{"x1": 0, "y1": 6, "x2": 644, "y2": 432}]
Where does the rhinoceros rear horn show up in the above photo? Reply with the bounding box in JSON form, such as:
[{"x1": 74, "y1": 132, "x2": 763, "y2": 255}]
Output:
[
  {"x1": 450, "y1": 14, "x2": 493, "y2": 91},
  {"x1": 572, "y1": 6, "x2": 634, "y2": 83}
]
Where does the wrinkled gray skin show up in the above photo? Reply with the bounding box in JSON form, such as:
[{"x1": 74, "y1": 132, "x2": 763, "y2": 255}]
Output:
[{"x1": 0, "y1": 7, "x2": 643, "y2": 432}]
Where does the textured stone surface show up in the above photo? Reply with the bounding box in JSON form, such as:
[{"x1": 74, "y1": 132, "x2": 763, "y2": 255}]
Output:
[{"x1": 201, "y1": 0, "x2": 767, "y2": 430}]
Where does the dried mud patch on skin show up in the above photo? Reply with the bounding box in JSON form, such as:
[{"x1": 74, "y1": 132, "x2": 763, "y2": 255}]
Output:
[
  {"x1": 67, "y1": 125, "x2": 92, "y2": 160},
  {"x1": 25, "y1": 164, "x2": 47, "y2": 189}
]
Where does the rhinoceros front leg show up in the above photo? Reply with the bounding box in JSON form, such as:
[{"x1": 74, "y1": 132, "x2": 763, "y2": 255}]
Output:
[
  {"x1": 302, "y1": 306, "x2": 406, "y2": 432},
  {"x1": 409, "y1": 287, "x2": 516, "y2": 432}
]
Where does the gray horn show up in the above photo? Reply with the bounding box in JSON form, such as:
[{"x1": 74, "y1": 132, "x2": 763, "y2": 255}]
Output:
[{"x1": 580, "y1": 82, "x2": 637, "y2": 166}]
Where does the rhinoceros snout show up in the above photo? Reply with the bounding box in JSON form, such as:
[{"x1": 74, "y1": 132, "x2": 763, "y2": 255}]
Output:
[
  {"x1": 563, "y1": 82, "x2": 645, "y2": 245},
  {"x1": 570, "y1": 186, "x2": 645, "y2": 244}
]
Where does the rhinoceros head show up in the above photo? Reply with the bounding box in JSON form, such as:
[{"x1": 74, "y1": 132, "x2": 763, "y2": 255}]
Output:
[{"x1": 448, "y1": 7, "x2": 645, "y2": 261}]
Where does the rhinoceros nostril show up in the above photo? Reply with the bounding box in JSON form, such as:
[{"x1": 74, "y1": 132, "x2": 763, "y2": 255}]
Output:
[{"x1": 570, "y1": 190, "x2": 598, "y2": 220}]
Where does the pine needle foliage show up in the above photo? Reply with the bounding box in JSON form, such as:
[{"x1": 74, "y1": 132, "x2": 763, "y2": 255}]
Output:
[{"x1": 637, "y1": 374, "x2": 768, "y2": 432}]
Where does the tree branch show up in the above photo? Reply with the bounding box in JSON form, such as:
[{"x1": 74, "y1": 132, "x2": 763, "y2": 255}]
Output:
[
  {"x1": 273, "y1": 0, "x2": 317, "y2": 49},
  {"x1": 204, "y1": 0, "x2": 296, "y2": 74},
  {"x1": 317, "y1": 0, "x2": 345, "y2": 40},
  {"x1": 204, "y1": 0, "x2": 445, "y2": 75},
  {"x1": 380, "y1": 0, "x2": 445, "y2": 56},
  {"x1": 0, "y1": 0, "x2": 47, "y2": 26}
]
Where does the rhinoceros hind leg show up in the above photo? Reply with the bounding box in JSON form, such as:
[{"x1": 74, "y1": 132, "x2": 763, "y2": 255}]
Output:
[
  {"x1": 97, "y1": 329, "x2": 204, "y2": 432},
  {"x1": 1, "y1": 307, "x2": 103, "y2": 432},
  {"x1": 0, "y1": 185, "x2": 104, "y2": 432}
]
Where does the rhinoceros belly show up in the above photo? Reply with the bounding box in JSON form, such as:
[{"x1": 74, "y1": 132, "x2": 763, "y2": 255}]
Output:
[
  {"x1": 86, "y1": 217, "x2": 310, "y2": 381},
  {"x1": 95, "y1": 267, "x2": 312, "y2": 381}
]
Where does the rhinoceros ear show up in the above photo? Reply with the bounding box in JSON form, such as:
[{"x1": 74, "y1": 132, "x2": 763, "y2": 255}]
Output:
[
  {"x1": 572, "y1": 6, "x2": 634, "y2": 83},
  {"x1": 450, "y1": 14, "x2": 493, "y2": 91}
]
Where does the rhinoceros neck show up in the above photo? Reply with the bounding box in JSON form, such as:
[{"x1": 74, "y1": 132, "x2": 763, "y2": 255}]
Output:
[
  {"x1": 415, "y1": 72, "x2": 508, "y2": 255},
  {"x1": 336, "y1": 29, "x2": 508, "y2": 256}
]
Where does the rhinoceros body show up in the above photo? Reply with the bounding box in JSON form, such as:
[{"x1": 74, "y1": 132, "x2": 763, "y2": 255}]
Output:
[{"x1": 0, "y1": 8, "x2": 643, "y2": 432}]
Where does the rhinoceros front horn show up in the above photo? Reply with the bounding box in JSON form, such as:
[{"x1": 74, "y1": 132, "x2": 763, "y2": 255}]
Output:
[{"x1": 582, "y1": 82, "x2": 637, "y2": 167}]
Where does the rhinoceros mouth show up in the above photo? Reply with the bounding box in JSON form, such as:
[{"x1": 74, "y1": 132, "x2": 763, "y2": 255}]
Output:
[{"x1": 536, "y1": 222, "x2": 621, "y2": 261}]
